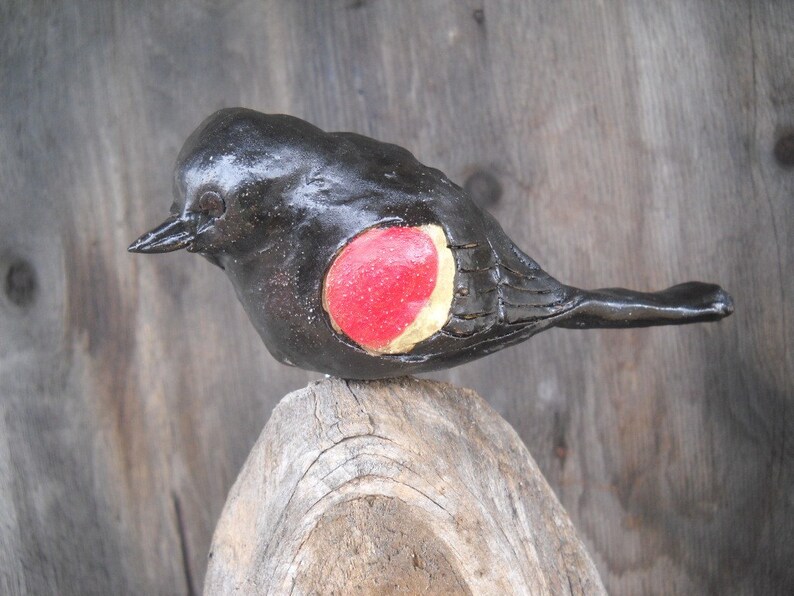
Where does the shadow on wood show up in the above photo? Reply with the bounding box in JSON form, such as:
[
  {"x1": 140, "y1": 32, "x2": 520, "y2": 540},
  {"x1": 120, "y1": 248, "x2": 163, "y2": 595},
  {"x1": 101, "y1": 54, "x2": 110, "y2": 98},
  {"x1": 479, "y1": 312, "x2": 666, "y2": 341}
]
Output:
[{"x1": 205, "y1": 377, "x2": 605, "y2": 595}]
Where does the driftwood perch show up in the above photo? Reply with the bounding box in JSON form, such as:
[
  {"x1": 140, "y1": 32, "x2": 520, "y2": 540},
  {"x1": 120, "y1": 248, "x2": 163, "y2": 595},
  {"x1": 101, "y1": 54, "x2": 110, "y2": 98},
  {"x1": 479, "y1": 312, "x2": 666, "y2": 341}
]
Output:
[{"x1": 204, "y1": 377, "x2": 605, "y2": 595}]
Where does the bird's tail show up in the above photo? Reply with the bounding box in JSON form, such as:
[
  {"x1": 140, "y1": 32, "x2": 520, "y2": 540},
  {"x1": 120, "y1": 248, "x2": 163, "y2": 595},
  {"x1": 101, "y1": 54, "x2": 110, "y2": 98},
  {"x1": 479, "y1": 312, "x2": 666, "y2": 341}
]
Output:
[{"x1": 555, "y1": 282, "x2": 734, "y2": 330}]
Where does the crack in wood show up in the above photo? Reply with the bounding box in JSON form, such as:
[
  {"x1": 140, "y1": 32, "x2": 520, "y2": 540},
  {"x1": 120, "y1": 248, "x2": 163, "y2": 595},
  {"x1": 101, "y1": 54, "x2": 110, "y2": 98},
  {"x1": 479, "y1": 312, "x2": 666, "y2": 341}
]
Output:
[{"x1": 171, "y1": 492, "x2": 196, "y2": 596}]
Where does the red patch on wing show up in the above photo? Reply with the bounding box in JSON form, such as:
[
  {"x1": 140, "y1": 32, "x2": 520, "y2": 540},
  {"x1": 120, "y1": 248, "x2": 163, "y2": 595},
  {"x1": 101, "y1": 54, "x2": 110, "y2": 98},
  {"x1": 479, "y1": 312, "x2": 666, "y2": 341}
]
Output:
[{"x1": 324, "y1": 227, "x2": 438, "y2": 351}]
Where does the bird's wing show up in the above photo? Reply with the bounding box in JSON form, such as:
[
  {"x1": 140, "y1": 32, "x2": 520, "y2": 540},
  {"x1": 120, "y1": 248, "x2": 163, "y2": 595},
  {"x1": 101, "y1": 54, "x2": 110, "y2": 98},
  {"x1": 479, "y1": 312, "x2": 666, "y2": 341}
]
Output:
[
  {"x1": 442, "y1": 209, "x2": 572, "y2": 338},
  {"x1": 328, "y1": 130, "x2": 571, "y2": 338}
]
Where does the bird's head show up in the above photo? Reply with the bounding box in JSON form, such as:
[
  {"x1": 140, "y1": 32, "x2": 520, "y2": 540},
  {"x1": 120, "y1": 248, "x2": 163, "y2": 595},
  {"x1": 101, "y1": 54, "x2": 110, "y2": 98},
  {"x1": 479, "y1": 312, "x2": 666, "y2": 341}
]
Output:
[{"x1": 128, "y1": 108, "x2": 329, "y2": 266}]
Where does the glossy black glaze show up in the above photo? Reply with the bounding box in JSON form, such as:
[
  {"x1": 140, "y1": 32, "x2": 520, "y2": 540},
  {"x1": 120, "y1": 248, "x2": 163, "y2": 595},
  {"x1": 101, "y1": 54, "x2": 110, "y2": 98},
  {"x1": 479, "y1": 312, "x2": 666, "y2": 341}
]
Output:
[{"x1": 129, "y1": 109, "x2": 734, "y2": 379}]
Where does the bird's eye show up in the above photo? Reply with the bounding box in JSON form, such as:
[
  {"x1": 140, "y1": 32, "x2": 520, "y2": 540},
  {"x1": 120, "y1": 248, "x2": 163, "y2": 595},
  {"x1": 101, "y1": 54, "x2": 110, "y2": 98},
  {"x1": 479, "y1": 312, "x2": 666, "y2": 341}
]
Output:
[{"x1": 198, "y1": 190, "x2": 225, "y2": 218}]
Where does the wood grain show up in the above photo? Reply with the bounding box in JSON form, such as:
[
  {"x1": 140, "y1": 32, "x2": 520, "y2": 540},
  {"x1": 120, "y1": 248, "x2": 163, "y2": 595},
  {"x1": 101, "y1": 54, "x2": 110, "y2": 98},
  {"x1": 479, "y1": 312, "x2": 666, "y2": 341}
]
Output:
[
  {"x1": 205, "y1": 377, "x2": 605, "y2": 595},
  {"x1": 1, "y1": 1, "x2": 791, "y2": 594}
]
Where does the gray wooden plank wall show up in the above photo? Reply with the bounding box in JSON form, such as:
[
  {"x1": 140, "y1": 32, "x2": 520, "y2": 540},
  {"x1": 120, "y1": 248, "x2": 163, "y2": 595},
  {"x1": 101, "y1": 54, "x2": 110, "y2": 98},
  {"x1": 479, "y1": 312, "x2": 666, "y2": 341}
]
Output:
[{"x1": 1, "y1": 1, "x2": 791, "y2": 594}]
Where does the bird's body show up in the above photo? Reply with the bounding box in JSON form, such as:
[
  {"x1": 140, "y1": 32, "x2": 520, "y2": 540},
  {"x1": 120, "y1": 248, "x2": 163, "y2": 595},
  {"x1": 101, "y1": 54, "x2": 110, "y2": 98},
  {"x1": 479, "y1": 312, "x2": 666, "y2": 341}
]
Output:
[{"x1": 130, "y1": 109, "x2": 733, "y2": 379}]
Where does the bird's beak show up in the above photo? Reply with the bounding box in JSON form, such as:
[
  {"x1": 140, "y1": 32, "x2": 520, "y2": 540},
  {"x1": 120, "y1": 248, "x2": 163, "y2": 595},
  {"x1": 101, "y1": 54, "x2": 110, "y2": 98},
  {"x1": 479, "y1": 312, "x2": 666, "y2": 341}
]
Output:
[{"x1": 128, "y1": 216, "x2": 195, "y2": 253}]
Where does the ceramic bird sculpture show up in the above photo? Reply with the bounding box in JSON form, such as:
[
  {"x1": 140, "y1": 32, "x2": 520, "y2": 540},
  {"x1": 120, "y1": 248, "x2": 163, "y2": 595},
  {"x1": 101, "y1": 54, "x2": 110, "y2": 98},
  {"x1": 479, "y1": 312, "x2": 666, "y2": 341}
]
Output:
[{"x1": 129, "y1": 108, "x2": 733, "y2": 379}]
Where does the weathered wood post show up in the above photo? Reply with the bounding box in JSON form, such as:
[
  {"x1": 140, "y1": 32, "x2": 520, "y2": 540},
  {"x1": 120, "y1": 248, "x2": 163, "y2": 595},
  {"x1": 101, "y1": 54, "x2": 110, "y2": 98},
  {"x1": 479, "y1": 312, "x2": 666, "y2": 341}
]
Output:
[{"x1": 204, "y1": 377, "x2": 605, "y2": 595}]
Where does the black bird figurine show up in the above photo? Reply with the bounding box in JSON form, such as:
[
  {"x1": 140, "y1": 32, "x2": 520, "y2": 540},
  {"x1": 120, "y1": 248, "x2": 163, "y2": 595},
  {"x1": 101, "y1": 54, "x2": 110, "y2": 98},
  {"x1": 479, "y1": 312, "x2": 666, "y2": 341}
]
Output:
[{"x1": 129, "y1": 108, "x2": 733, "y2": 379}]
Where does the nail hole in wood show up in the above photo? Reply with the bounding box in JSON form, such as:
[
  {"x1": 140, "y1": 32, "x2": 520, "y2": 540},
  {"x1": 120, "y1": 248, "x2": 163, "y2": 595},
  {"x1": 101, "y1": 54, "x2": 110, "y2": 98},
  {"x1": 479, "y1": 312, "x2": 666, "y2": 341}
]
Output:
[
  {"x1": 464, "y1": 170, "x2": 502, "y2": 210},
  {"x1": 774, "y1": 134, "x2": 794, "y2": 167},
  {"x1": 5, "y1": 258, "x2": 37, "y2": 307}
]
